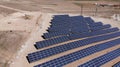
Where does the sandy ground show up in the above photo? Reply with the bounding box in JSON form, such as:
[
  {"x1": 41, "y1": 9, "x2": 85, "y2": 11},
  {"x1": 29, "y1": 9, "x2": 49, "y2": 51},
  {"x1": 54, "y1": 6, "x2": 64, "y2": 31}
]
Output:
[
  {"x1": 91, "y1": 16, "x2": 120, "y2": 28},
  {"x1": 0, "y1": 0, "x2": 119, "y2": 16},
  {"x1": 9, "y1": 13, "x2": 52, "y2": 67},
  {"x1": 0, "y1": 31, "x2": 29, "y2": 67},
  {"x1": 0, "y1": 12, "x2": 44, "y2": 31}
]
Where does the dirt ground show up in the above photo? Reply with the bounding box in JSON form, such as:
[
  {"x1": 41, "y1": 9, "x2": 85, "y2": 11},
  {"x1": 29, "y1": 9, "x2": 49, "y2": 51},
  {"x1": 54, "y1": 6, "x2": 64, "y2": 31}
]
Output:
[
  {"x1": 0, "y1": 0, "x2": 119, "y2": 16},
  {"x1": 0, "y1": 31, "x2": 29, "y2": 67}
]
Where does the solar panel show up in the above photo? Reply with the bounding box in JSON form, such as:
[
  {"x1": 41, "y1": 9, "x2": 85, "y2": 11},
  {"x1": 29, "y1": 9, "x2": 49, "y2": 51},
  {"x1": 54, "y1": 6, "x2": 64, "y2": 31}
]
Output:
[
  {"x1": 35, "y1": 36, "x2": 69, "y2": 49},
  {"x1": 69, "y1": 27, "x2": 119, "y2": 40},
  {"x1": 90, "y1": 24, "x2": 111, "y2": 31}
]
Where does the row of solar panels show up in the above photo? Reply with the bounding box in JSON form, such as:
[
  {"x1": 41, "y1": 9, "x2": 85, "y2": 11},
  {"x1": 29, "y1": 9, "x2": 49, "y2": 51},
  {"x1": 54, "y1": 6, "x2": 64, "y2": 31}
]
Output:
[
  {"x1": 51, "y1": 15, "x2": 94, "y2": 26},
  {"x1": 28, "y1": 31, "x2": 120, "y2": 63},
  {"x1": 34, "y1": 38, "x2": 120, "y2": 67},
  {"x1": 78, "y1": 48, "x2": 120, "y2": 67},
  {"x1": 46, "y1": 24, "x2": 111, "y2": 38},
  {"x1": 49, "y1": 23, "x2": 109, "y2": 31},
  {"x1": 50, "y1": 18, "x2": 86, "y2": 26},
  {"x1": 35, "y1": 36, "x2": 69, "y2": 49},
  {"x1": 48, "y1": 23, "x2": 110, "y2": 33},
  {"x1": 51, "y1": 15, "x2": 84, "y2": 24},
  {"x1": 43, "y1": 27, "x2": 119, "y2": 39},
  {"x1": 48, "y1": 24, "x2": 94, "y2": 33},
  {"x1": 69, "y1": 27, "x2": 119, "y2": 40},
  {"x1": 48, "y1": 24, "x2": 88, "y2": 32},
  {"x1": 50, "y1": 17, "x2": 101, "y2": 28},
  {"x1": 90, "y1": 24, "x2": 111, "y2": 31},
  {"x1": 36, "y1": 28, "x2": 119, "y2": 49}
]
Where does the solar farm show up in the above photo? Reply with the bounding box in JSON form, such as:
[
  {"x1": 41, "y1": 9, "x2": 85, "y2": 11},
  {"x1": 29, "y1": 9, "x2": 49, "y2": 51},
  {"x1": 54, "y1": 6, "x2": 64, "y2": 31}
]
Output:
[
  {"x1": 0, "y1": 0, "x2": 119, "y2": 67},
  {"x1": 25, "y1": 15, "x2": 120, "y2": 67}
]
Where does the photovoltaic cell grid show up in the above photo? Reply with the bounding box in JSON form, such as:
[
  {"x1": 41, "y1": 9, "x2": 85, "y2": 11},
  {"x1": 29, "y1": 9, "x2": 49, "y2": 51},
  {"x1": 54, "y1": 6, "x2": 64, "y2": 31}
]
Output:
[
  {"x1": 35, "y1": 28, "x2": 119, "y2": 49},
  {"x1": 113, "y1": 62, "x2": 120, "y2": 67},
  {"x1": 35, "y1": 36, "x2": 69, "y2": 49},
  {"x1": 89, "y1": 22, "x2": 103, "y2": 27},
  {"x1": 35, "y1": 15, "x2": 118, "y2": 49},
  {"x1": 27, "y1": 32, "x2": 120, "y2": 63},
  {"x1": 26, "y1": 15, "x2": 120, "y2": 67},
  {"x1": 42, "y1": 27, "x2": 119, "y2": 39},
  {"x1": 43, "y1": 16, "x2": 112, "y2": 39},
  {"x1": 46, "y1": 25, "x2": 110, "y2": 39},
  {"x1": 34, "y1": 38, "x2": 120, "y2": 67},
  {"x1": 90, "y1": 24, "x2": 111, "y2": 31},
  {"x1": 78, "y1": 48, "x2": 120, "y2": 67},
  {"x1": 42, "y1": 31, "x2": 69, "y2": 39},
  {"x1": 68, "y1": 27, "x2": 119, "y2": 40}
]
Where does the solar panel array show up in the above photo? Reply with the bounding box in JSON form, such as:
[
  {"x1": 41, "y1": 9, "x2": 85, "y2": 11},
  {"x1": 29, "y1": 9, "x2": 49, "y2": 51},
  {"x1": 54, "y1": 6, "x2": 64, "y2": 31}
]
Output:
[
  {"x1": 26, "y1": 15, "x2": 120, "y2": 67},
  {"x1": 78, "y1": 48, "x2": 120, "y2": 67},
  {"x1": 28, "y1": 32, "x2": 120, "y2": 63},
  {"x1": 113, "y1": 62, "x2": 120, "y2": 67}
]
